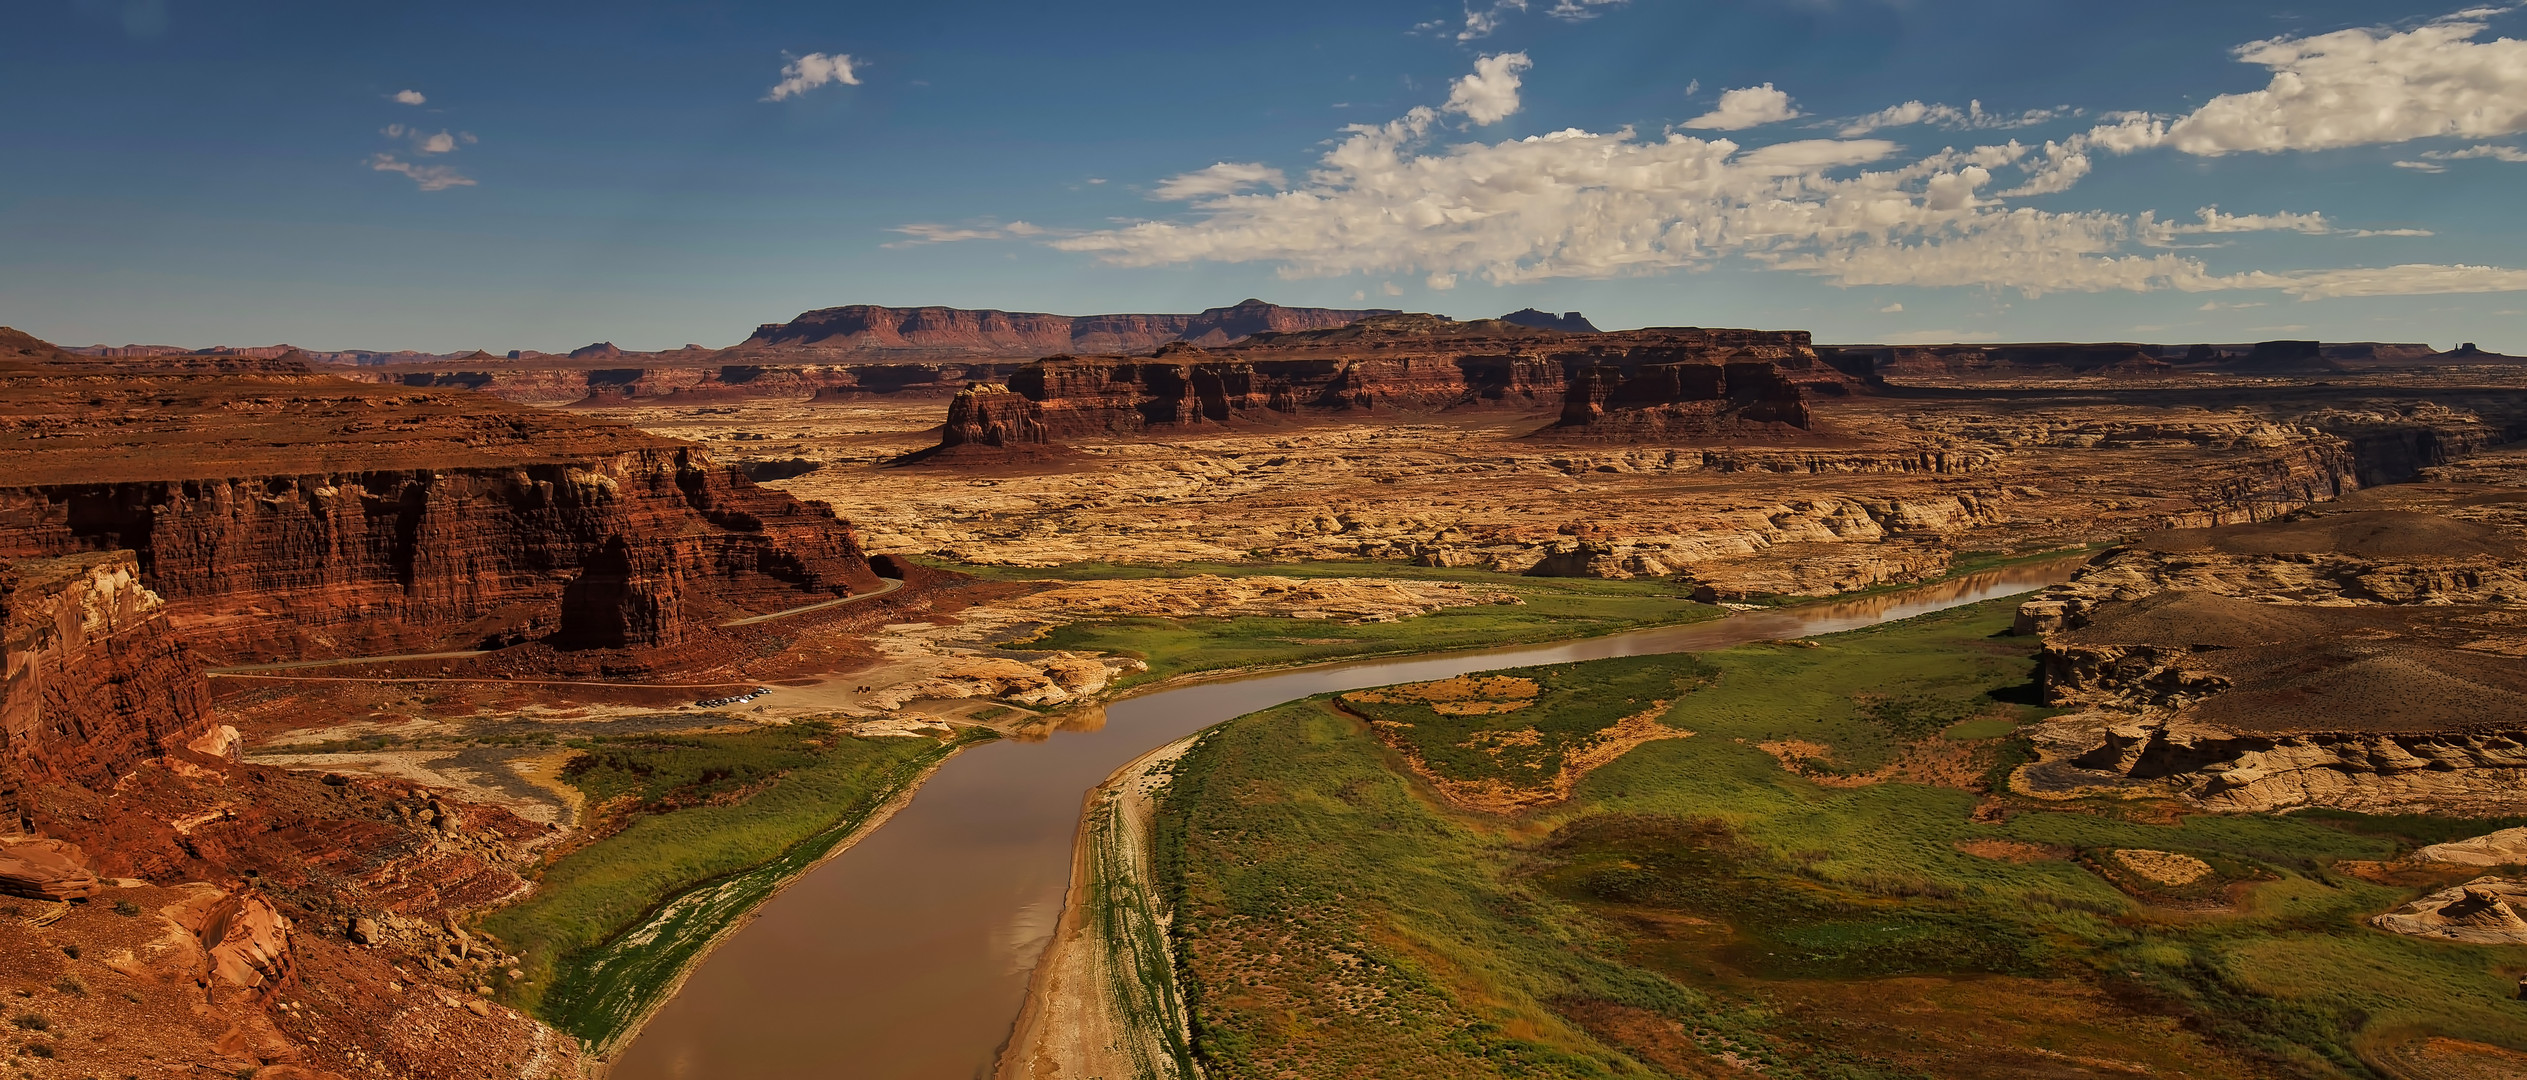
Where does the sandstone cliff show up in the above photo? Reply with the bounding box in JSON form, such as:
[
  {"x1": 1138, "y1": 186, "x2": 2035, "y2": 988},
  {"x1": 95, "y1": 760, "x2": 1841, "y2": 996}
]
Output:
[
  {"x1": 0, "y1": 329, "x2": 884, "y2": 661},
  {"x1": 0, "y1": 552, "x2": 216, "y2": 799},
  {"x1": 931, "y1": 320, "x2": 1851, "y2": 452}
]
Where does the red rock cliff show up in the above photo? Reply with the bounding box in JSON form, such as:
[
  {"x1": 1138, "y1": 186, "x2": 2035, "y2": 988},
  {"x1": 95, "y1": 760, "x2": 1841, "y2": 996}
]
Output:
[
  {"x1": 935, "y1": 319, "x2": 1847, "y2": 449},
  {"x1": 0, "y1": 329, "x2": 882, "y2": 663},
  {"x1": 0, "y1": 552, "x2": 216, "y2": 800}
]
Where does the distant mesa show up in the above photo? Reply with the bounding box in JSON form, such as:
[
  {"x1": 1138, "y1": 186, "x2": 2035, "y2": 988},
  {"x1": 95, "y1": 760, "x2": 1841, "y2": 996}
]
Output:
[
  {"x1": 924, "y1": 321, "x2": 1844, "y2": 460},
  {"x1": 730, "y1": 298, "x2": 1401, "y2": 361},
  {"x1": 569, "y1": 341, "x2": 627, "y2": 360},
  {"x1": 1499, "y1": 308, "x2": 1601, "y2": 333}
]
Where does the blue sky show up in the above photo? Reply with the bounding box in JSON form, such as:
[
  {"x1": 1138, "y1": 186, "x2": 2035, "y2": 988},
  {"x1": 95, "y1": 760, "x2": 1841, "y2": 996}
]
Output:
[{"x1": 7, "y1": 1, "x2": 2527, "y2": 352}]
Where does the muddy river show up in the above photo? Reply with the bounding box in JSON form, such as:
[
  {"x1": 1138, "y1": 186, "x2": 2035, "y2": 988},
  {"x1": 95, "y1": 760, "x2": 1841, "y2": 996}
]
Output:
[{"x1": 609, "y1": 560, "x2": 2083, "y2": 1079}]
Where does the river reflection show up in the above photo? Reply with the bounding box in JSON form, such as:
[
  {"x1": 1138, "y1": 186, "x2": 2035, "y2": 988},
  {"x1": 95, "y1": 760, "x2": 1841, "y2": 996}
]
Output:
[{"x1": 607, "y1": 557, "x2": 2087, "y2": 1080}]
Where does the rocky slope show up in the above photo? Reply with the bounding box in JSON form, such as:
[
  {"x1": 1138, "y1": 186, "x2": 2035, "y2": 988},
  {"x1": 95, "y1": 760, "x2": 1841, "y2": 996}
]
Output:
[
  {"x1": 2014, "y1": 457, "x2": 2527, "y2": 813},
  {"x1": 0, "y1": 328, "x2": 882, "y2": 663}
]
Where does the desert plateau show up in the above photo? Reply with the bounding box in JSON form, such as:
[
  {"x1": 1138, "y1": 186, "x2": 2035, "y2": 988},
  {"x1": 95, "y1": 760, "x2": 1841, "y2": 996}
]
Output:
[{"x1": 15, "y1": 4, "x2": 2527, "y2": 1078}]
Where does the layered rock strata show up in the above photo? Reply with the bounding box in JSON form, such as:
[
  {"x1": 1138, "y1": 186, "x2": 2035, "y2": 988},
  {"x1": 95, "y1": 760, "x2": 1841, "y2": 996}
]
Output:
[
  {"x1": 934, "y1": 320, "x2": 1847, "y2": 451},
  {"x1": 2014, "y1": 469, "x2": 2527, "y2": 813},
  {"x1": 0, "y1": 552, "x2": 216, "y2": 796},
  {"x1": 0, "y1": 329, "x2": 882, "y2": 662}
]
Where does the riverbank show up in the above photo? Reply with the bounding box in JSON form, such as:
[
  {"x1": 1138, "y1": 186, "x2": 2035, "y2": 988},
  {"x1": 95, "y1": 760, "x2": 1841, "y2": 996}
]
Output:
[
  {"x1": 998, "y1": 735, "x2": 1203, "y2": 1080},
  {"x1": 598, "y1": 561, "x2": 2085, "y2": 1076},
  {"x1": 480, "y1": 727, "x2": 985, "y2": 1058}
]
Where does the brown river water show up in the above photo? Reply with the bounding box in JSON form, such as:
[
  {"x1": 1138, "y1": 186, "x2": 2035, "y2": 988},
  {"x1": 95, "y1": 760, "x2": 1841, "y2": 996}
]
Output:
[{"x1": 609, "y1": 559, "x2": 2083, "y2": 1079}]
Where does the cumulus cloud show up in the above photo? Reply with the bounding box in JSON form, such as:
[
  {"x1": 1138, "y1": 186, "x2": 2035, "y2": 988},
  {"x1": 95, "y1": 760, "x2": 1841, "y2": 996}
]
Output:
[
  {"x1": 1044, "y1": 52, "x2": 2527, "y2": 302},
  {"x1": 1444, "y1": 53, "x2": 1533, "y2": 125},
  {"x1": 2073, "y1": 12, "x2": 2527, "y2": 157},
  {"x1": 1684, "y1": 84, "x2": 1801, "y2": 131},
  {"x1": 391, "y1": 89, "x2": 426, "y2": 106},
  {"x1": 368, "y1": 155, "x2": 474, "y2": 192},
  {"x1": 765, "y1": 52, "x2": 861, "y2": 102},
  {"x1": 1837, "y1": 100, "x2": 2069, "y2": 137},
  {"x1": 1152, "y1": 162, "x2": 1288, "y2": 200},
  {"x1": 383, "y1": 124, "x2": 472, "y2": 155}
]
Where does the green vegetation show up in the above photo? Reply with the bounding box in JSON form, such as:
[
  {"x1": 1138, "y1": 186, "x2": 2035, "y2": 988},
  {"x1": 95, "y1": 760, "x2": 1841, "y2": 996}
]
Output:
[
  {"x1": 1154, "y1": 599, "x2": 2527, "y2": 1079},
  {"x1": 1339, "y1": 658, "x2": 1714, "y2": 790},
  {"x1": 1014, "y1": 575, "x2": 1717, "y2": 687},
  {"x1": 479, "y1": 722, "x2": 983, "y2": 1050}
]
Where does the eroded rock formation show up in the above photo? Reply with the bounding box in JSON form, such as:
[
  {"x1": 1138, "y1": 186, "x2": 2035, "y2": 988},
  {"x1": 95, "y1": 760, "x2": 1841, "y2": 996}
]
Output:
[
  {"x1": 2014, "y1": 462, "x2": 2527, "y2": 813},
  {"x1": 930, "y1": 319, "x2": 1848, "y2": 452}
]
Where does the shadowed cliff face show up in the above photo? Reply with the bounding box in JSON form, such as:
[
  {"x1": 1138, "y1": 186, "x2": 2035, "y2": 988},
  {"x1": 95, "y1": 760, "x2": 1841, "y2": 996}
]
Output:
[{"x1": 0, "y1": 329, "x2": 882, "y2": 662}]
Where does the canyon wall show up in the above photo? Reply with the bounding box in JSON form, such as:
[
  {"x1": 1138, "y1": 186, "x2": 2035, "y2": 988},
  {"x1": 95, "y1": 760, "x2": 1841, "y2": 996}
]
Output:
[
  {"x1": 0, "y1": 329, "x2": 884, "y2": 663},
  {"x1": 936, "y1": 322, "x2": 1846, "y2": 450},
  {"x1": 0, "y1": 450, "x2": 879, "y2": 662}
]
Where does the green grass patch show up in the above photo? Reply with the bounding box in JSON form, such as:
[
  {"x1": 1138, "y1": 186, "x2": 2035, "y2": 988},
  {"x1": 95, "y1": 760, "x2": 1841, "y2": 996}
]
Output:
[
  {"x1": 1156, "y1": 599, "x2": 2527, "y2": 1078},
  {"x1": 1338, "y1": 657, "x2": 1715, "y2": 789},
  {"x1": 478, "y1": 724, "x2": 984, "y2": 1050},
  {"x1": 1014, "y1": 580, "x2": 1716, "y2": 688},
  {"x1": 1939, "y1": 716, "x2": 2020, "y2": 740}
]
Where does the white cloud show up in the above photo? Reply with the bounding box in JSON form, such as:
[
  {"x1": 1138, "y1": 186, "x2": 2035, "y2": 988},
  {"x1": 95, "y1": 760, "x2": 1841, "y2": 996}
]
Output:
[
  {"x1": 2138, "y1": 206, "x2": 2433, "y2": 243},
  {"x1": 1151, "y1": 162, "x2": 1288, "y2": 201},
  {"x1": 1438, "y1": 0, "x2": 1623, "y2": 42},
  {"x1": 2423, "y1": 142, "x2": 2527, "y2": 161},
  {"x1": 765, "y1": 52, "x2": 861, "y2": 102},
  {"x1": 2142, "y1": 206, "x2": 2332, "y2": 245},
  {"x1": 381, "y1": 124, "x2": 473, "y2": 156},
  {"x1": 1444, "y1": 53, "x2": 1533, "y2": 125},
  {"x1": 1837, "y1": 99, "x2": 2068, "y2": 137},
  {"x1": 2243, "y1": 263, "x2": 2527, "y2": 298},
  {"x1": 368, "y1": 154, "x2": 474, "y2": 192},
  {"x1": 2083, "y1": 13, "x2": 2527, "y2": 157},
  {"x1": 1684, "y1": 84, "x2": 1801, "y2": 131},
  {"x1": 391, "y1": 89, "x2": 426, "y2": 106},
  {"x1": 1878, "y1": 302, "x2": 1904, "y2": 313},
  {"x1": 2394, "y1": 159, "x2": 2449, "y2": 172},
  {"x1": 1046, "y1": 54, "x2": 2527, "y2": 303},
  {"x1": 884, "y1": 221, "x2": 1048, "y2": 247}
]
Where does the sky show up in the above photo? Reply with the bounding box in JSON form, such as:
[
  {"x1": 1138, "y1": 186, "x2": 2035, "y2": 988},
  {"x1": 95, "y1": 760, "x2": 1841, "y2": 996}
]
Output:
[{"x1": 7, "y1": 0, "x2": 2527, "y2": 352}]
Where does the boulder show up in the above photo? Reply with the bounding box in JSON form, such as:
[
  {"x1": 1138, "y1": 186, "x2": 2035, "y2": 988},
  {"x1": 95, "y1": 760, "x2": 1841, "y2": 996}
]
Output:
[{"x1": 0, "y1": 837, "x2": 102, "y2": 900}]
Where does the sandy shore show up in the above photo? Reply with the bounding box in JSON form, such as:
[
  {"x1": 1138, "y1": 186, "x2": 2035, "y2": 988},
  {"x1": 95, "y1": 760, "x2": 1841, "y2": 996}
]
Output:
[{"x1": 998, "y1": 735, "x2": 1204, "y2": 1080}]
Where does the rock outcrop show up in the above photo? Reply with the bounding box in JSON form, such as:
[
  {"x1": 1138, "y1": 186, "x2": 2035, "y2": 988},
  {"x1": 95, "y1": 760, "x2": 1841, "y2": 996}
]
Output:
[
  {"x1": 2373, "y1": 878, "x2": 2527, "y2": 945},
  {"x1": 1552, "y1": 358, "x2": 1815, "y2": 439},
  {"x1": 2012, "y1": 466, "x2": 2527, "y2": 813},
  {"x1": 0, "y1": 552, "x2": 216, "y2": 796}
]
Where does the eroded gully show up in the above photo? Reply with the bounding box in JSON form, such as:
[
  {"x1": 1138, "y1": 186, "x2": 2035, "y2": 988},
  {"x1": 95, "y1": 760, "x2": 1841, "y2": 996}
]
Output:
[{"x1": 609, "y1": 559, "x2": 2084, "y2": 1079}]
